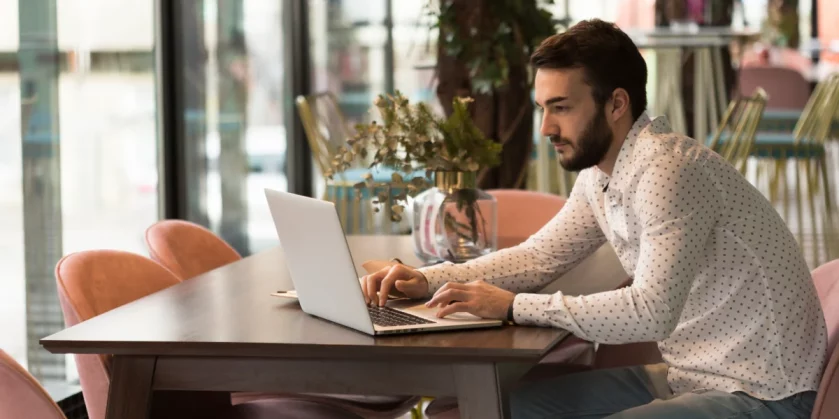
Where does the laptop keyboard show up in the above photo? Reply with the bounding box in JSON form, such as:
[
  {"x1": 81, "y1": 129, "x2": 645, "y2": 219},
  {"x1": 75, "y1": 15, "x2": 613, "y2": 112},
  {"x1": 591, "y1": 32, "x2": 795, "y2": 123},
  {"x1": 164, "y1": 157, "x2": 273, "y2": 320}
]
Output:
[{"x1": 367, "y1": 306, "x2": 435, "y2": 327}]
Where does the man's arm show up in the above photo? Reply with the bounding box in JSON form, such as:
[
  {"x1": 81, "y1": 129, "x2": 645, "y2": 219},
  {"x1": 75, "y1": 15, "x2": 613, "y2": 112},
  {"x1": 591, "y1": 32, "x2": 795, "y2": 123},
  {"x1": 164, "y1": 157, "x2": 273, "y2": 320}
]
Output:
[
  {"x1": 418, "y1": 170, "x2": 607, "y2": 296},
  {"x1": 513, "y1": 159, "x2": 723, "y2": 344}
]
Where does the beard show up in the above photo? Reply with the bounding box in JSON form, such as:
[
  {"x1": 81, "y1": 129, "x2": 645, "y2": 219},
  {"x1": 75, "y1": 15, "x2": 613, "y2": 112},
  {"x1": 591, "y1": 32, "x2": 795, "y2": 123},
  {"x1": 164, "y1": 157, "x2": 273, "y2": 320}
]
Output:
[{"x1": 550, "y1": 107, "x2": 613, "y2": 172}]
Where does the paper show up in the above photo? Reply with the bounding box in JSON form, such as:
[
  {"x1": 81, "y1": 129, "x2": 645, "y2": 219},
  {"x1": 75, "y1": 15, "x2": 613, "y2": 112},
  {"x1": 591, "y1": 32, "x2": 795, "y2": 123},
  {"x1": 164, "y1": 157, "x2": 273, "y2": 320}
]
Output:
[{"x1": 270, "y1": 290, "x2": 298, "y2": 299}]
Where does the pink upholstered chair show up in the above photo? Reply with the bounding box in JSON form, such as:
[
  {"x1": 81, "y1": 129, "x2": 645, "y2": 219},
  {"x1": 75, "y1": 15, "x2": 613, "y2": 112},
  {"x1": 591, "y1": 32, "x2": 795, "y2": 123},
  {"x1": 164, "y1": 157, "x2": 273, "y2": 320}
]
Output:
[
  {"x1": 55, "y1": 250, "x2": 180, "y2": 419},
  {"x1": 738, "y1": 66, "x2": 812, "y2": 110},
  {"x1": 0, "y1": 349, "x2": 67, "y2": 419},
  {"x1": 809, "y1": 259, "x2": 839, "y2": 419},
  {"x1": 144, "y1": 221, "x2": 420, "y2": 419},
  {"x1": 55, "y1": 250, "x2": 365, "y2": 419},
  {"x1": 144, "y1": 220, "x2": 242, "y2": 280},
  {"x1": 425, "y1": 190, "x2": 593, "y2": 419},
  {"x1": 487, "y1": 189, "x2": 567, "y2": 250}
]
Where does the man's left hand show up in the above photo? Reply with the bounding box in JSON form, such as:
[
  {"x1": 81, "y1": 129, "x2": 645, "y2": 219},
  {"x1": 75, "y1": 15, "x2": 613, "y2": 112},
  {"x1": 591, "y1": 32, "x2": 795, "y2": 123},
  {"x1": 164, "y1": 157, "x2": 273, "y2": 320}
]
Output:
[{"x1": 425, "y1": 280, "x2": 515, "y2": 320}]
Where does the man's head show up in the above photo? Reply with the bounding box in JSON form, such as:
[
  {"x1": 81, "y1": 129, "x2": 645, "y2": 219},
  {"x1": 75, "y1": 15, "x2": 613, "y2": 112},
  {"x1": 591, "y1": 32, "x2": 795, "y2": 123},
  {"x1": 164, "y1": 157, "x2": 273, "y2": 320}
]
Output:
[{"x1": 531, "y1": 19, "x2": 648, "y2": 172}]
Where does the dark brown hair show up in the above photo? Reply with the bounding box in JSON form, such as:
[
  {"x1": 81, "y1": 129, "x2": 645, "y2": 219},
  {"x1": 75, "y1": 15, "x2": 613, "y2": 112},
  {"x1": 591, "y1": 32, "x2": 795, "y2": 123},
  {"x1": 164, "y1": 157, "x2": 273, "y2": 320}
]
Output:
[{"x1": 530, "y1": 19, "x2": 648, "y2": 120}]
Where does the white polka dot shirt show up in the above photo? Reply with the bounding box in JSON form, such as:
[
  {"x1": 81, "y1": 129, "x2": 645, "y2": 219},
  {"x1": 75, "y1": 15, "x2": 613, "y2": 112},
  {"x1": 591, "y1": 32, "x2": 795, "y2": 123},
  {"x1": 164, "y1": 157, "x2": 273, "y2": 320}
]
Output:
[{"x1": 419, "y1": 113, "x2": 828, "y2": 400}]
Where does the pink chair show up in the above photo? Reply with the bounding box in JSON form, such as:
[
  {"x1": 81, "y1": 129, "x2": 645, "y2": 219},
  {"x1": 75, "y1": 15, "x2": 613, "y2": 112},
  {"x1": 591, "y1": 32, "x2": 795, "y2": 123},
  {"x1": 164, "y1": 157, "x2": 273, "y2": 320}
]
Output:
[
  {"x1": 738, "y1": 66, "x2": 812, "y2": 110},
  {"x1": 0, "y1": 349, "x2": 67, "y2": 419},
  {"x1": 55, "y1": 250, "x2": 364, "y2": 419},
  {"x1": 809, "y1": 259, "x2": 839, "y2": 418},
  {"x1": 425, "y1": 190, "x2": 593, "y2": 419},
  {"x1": 487, "y1": 189, "x2": 567, "y2": 249},
  {"x1": 144, "y1": 221, "x2": 420, "y2": 419},
  {"x1": 144, "y1": 220, "x2": 242, "y2": 280}
]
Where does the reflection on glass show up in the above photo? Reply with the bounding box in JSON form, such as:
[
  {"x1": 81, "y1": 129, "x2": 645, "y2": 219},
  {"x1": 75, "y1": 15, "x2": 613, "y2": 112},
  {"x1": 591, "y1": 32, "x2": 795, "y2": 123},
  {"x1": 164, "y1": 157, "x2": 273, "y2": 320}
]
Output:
[
  {"x1": 57, "y1": 0, "x2": 158, "y2": 308},
  {"x1": 19, "y1": 0, "x2": 65, "y2": 383},
  {"x1": 0, "y1": 1, "x2": 26, "y2": 374},
  {"x1": 0, "y1": 0, "x2": 159, "y2": 383},
  {"x1": 308, "y1": 0, "x2": 438, "y2": 200},
  {"x1": 180, "y1": 0, "x2": 288, "y2": 254}
]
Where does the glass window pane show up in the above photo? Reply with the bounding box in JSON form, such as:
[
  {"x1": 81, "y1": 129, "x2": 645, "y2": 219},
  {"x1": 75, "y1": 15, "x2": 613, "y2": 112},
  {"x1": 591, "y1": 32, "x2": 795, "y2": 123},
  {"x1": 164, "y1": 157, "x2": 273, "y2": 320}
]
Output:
[
  {"x1": 1, "y1": 0, "x2": 158, "y2": 383},
  {"x1": 58, "y1": 0, "x2": 157, "y2": 274},
  {"x1": 0, "y1": 0, "x2": 25, "y2": 371},
  {"x1": 179, "y1": 0, "x2": 288, "y2": 254}
]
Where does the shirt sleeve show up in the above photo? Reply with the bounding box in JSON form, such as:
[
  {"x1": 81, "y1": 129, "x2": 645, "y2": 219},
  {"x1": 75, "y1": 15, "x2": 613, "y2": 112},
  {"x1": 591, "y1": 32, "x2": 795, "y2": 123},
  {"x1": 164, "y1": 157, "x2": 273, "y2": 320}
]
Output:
[
  {"x1": 418, "y1": 170, "x2": 607, "y2": 295},
  {"x1": 513, "y1": 157, "x2": 723, "y2": 344}
]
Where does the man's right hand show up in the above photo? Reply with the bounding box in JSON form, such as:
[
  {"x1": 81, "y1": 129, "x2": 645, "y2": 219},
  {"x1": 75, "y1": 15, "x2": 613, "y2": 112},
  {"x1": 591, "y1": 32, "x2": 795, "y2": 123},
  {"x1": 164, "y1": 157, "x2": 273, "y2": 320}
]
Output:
[{"x1": 361, "y1": 264, "x2": 429, "y2": 307}]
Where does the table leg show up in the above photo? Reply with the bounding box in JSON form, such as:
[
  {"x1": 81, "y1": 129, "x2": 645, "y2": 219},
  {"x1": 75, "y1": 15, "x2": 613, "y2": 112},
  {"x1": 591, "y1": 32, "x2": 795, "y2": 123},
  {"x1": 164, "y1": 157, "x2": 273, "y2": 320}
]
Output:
[
  {"x1": 106, "y1": 355, "x2": 156, "y2": 419},
  {"x1": 454, "y1": 363, "x2": 529, "y2": 419},
  {"x1": 150, "y1": 391, "x2": 233, "y2": 419}
]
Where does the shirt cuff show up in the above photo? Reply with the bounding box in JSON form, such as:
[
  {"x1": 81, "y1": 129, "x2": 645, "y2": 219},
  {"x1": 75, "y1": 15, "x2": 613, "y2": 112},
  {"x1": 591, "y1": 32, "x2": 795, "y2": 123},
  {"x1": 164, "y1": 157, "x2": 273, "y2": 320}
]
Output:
[
  {"x1": 512, "y1": 293, "x2": 554, "y2": 327},
  {"x1": 417, "y1": 262, "x2": 457, "y2": 297}
]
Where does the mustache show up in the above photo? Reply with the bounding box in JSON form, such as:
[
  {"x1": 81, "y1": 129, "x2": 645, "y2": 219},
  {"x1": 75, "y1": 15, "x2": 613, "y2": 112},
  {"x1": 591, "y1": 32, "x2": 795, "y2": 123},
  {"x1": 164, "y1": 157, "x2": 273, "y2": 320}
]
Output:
[{"x1": 548, "y1": 135, "x2": 571, "y2": 146}]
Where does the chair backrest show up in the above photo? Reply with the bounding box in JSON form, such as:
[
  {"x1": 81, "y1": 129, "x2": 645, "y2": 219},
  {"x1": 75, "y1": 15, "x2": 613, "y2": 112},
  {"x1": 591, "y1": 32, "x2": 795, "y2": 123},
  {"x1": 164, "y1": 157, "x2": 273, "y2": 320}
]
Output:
[
  {"x1": 296, "y1": 92, "x2": 354, "y2": 179},
  {"x1": 145, "y1": 219, "x2": 241, "y2": 280},
  {"x1": 809, "y1": 258, "x2": 839, "y2": 419},
  {"x1": 487, "y1": 189, "x2": 566, "y2": 249},
  {"x1": 55, "y1": 250, "x2": 182, "y2": 419},
  {"x1": 738, "y1": 66, "x2": 811, "y2": 110},
  {"x1": 794, "y1": 74, "x2": 839, "y2": 146},
  {"x1": 708, "y1": 88, "x2": 768, "y2": 172},
  {"x1": 0, "y1": 349, "x2": 66, "y2": 419}
]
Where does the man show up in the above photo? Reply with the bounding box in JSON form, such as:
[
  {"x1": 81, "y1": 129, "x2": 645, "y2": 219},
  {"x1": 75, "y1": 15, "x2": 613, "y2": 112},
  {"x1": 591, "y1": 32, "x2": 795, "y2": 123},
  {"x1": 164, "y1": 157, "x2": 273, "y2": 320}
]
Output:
[{"x1": 361, "y1": 19, "x2": 826, "y2": 418}]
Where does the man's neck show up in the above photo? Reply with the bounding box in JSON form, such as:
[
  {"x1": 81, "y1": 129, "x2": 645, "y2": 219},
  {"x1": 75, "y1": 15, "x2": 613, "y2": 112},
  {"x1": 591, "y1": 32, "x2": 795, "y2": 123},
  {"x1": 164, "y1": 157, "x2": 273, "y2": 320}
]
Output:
[{"x1": 596, "y1": 118, "x2": 634, "y2": 177}]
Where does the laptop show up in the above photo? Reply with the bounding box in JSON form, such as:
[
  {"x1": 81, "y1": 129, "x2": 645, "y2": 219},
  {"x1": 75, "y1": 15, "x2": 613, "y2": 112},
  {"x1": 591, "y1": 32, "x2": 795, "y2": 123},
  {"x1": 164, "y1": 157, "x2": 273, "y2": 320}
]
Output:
[{"x1": 264, "y1": 188, "x2": 503, "y2": 336}]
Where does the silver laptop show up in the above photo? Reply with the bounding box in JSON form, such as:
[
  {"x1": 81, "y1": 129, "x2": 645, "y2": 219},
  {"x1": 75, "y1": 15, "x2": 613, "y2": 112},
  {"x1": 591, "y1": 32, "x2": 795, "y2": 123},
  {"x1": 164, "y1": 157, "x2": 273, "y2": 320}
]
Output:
[{"x1": 264, "y1": 188, "x2": 503, "y2": 336}]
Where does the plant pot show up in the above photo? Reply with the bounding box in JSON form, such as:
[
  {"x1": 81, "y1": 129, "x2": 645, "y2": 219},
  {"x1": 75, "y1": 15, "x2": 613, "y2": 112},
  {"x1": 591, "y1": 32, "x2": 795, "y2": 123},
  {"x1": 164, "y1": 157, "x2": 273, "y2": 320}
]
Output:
[{"x1": 411, "y1": 171, "x2": 497, "y2": 263}]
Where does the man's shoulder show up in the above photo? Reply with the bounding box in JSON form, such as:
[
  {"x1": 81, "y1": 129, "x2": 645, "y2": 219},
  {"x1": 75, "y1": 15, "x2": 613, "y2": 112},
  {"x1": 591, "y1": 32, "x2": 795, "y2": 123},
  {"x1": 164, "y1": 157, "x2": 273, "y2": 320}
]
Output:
[{"x1": 635, "y1": 130, "x2": 709, "y2": 160}]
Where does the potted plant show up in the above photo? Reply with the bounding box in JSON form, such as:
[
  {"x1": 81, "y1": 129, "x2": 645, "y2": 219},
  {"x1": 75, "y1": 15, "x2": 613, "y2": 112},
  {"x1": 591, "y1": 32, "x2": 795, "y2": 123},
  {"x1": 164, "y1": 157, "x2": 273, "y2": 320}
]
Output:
[{"x1": 327, "y1": 91, "x2": 502, "y2": 263}]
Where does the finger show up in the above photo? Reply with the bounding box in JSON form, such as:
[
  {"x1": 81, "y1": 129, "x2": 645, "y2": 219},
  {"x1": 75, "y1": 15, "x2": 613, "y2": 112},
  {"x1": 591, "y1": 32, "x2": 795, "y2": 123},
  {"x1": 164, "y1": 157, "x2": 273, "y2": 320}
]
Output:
[
  {"x1": 366, "y1": 272, "x2": 384, "y2": 307},
  {"x1": 425, "y1": 289, "x2": 471, "y2": 308},
  {"x1": 436, "y1": 302, "x2": 472, "y2": 318},
  {"x1": 363, "y1": 267, "x2": 393, "y2": 305},
  {"x1": 431, "y1": 282, "x2": 469, "y2": 298},
  {"x1": 393, "y1": 279, "x2": 415, "y2": 294},
  {"x1": 378, "y1": 265, "x2": 407, "y2": 306}
]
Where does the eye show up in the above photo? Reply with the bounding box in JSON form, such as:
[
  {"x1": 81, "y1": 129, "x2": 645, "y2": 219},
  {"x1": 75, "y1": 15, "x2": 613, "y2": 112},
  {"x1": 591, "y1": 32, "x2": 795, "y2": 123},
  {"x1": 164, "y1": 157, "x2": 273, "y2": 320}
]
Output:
[{"x1": 551, "y1": 105, "x2": 568, "y2": 113}]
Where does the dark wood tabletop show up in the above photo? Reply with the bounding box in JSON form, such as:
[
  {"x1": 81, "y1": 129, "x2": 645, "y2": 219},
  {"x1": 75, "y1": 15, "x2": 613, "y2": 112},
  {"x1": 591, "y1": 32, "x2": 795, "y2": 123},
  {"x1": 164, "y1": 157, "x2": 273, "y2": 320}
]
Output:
[{"x1": 41, "y1": 235, "x2": 568, "y2": 363}]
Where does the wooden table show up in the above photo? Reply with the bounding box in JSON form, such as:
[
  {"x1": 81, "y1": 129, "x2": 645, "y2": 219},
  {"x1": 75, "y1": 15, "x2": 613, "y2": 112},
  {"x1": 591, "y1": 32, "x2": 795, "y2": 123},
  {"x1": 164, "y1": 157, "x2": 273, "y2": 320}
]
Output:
[{"x1": 41, "y1": 235, "x2": 570, "y2": 419}]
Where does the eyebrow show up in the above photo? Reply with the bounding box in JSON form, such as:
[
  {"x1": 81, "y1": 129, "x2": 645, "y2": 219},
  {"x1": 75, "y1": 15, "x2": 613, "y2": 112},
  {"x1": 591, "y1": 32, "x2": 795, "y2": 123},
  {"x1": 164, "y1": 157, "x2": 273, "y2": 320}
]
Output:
[{"x1": 535, "y1": 96, "x2": 568, "y2": 108}]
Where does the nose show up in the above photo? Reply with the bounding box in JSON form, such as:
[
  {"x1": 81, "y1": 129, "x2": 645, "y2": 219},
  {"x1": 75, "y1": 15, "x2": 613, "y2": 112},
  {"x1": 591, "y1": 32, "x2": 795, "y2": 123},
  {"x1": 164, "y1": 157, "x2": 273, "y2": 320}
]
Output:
[{"x1": 539, "y1": 109, "x2": 556, "y2": 138}]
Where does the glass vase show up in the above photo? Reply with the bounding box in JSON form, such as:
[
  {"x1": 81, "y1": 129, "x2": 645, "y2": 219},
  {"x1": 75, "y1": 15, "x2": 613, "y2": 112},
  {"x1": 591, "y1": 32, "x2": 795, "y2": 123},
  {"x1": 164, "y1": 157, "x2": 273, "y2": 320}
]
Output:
[{"x1": 411, "y1": 171, "x2": 497, "y2": 264}]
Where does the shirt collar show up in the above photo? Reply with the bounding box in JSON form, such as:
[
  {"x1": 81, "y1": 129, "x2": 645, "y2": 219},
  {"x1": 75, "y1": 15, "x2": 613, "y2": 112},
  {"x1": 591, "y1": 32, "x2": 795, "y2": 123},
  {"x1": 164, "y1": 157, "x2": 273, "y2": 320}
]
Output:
[{"x1": 597, "y1": 112, "x2": 670, "y2": 193}]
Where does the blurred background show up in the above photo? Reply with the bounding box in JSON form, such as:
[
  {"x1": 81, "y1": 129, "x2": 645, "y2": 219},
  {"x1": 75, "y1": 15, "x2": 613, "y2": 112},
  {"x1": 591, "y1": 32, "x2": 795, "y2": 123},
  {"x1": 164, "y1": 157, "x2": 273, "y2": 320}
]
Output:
[{"x1": 1, "y1": 0, "x2": 837, "y2": 414}]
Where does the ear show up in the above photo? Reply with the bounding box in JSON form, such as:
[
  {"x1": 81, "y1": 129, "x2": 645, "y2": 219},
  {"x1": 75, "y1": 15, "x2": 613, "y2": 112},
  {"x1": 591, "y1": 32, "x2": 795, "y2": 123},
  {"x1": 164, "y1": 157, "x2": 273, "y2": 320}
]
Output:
[{"x1": 609, "y1": 88, "x2": 631, "y2": 122}]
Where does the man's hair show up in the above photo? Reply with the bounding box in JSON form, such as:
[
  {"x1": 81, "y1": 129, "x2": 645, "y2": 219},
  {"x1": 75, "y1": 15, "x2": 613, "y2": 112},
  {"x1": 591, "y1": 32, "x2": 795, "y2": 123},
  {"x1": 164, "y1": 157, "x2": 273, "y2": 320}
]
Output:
[{"x1": 530, "y1": 19, "x2": 648, "y2": 120}]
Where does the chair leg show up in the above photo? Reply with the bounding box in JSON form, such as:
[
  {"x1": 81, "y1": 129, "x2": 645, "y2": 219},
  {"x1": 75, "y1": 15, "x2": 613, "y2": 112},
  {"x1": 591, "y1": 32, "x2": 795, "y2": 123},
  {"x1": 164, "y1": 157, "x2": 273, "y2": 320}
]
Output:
[
  {"x1": 795, "y1": 159, "x2": 805, "y2": 258},
  {"x1": 777, "y1": 160, "x2": 789, "y2": 223},
  {"x1": 366, "y1": 197, "x2": 374, "y2": 234},
  {"x1": 819, "y1": 157, "x2": 837, "y2": 260},
  {"x1": 805, "y1": 158, "x2": 821, "y2": 266},
  {"x1": 769, "y1": 160, "x2": 781, "y2": 205},
  {"x1": 820, "y1": 155, "x2": 833, "y2": 212},
  {"x1": 338, "y1": 187, "x2": 351, "y2": 234},
  {"x1": 411, "y1": 404, "x2": 422, "y2": 419}
]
